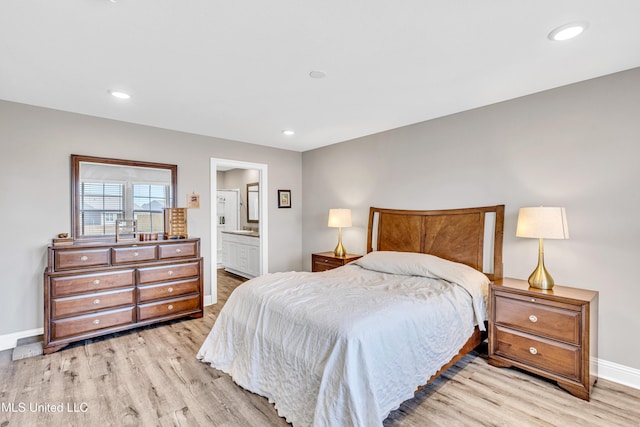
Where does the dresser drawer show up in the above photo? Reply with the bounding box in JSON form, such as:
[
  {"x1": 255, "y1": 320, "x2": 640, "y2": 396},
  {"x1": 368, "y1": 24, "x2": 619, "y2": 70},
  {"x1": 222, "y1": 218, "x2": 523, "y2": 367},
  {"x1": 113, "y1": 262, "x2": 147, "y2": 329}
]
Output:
[
  {"x1": 137, "y1": 295, "x2": 201, "y2": 321},
  {"x1": 494, "y1": 326, "x2": 581, "y2": 381},
  {"x1": 51, "y1": 270, "x2": 135, "y2": 297},
  {"x1": 112, "y1": 245, "x2": 157, "y2": 264},
  {"x1": 137, "y1": 261, "x2": 200, "y2": 284},
  {"x1": 51, "y1": 307, "x2": 135, "y2": 340},
  {"x1": 137, "y1": 278, "x2": 200, "y2": 303},
  {"x1": 51, "y1": 288, "x2": 135, "y2": 319},
  {"x1": 158, "y1": 242, "x2": 197, "y2": 259},
  {"x1": 494, "y1": 295, "x2": 581, "y2": 345},
  {"x1": 54, "y1": 248, "x2": 110, "y2": 270}
]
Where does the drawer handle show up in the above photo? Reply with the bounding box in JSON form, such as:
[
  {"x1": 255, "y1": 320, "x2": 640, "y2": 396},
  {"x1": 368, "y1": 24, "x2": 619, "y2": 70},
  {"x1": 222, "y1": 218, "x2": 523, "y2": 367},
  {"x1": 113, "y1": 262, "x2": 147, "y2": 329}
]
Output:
[
  {"x1": 93, "y1": 299, "x2": 101, "y2": 305},
  {"x1": 133, "y1": 252, "x2": 139, "y2": 257},
  {"x1": 528, "y1": 315, "x2": 538, "y2": 323},
  {"x1": 93, "y1": 319, "x2": 100, "y2": 325},
  {"x1": 167, "y1": 304, "x2": 174, "y2": 311},
  {"x1": 93, "y1": 279, "x2": 100, "y2": 285},
  {"x1": 175, "y1": 248, "x2": 182, "y2": 253},
  {"x1": 530, "y1": 298, "x2": 536, "y2": 302},
  {"x1": 80, "y1": 255, "x2": 88, "y2": 262},
  {"x1": 167, "y1": 270, "x2": 174, "y2": 276},
  {"x1": 529, "y1": 347, "x2": 538, "y2": 355},
  {"x1": 167, "y1": 287, "x2": 173, "y2": 293}
]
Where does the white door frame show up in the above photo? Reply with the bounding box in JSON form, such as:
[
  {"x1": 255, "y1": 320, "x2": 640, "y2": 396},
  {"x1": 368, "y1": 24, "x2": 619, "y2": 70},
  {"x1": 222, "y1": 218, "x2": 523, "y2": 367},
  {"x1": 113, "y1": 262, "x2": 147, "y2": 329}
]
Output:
[{"x1": 209, "y1": 158, "x2": 268, "y2": 304}]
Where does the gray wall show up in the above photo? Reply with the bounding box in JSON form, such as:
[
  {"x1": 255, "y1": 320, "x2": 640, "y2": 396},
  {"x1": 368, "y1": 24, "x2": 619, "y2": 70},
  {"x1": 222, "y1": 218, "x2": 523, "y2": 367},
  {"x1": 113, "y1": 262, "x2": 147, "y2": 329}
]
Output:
[
  {"x1": 0, "y1": 100, "x2": 302, "y2": 338},
  {"x1": 302, "y1": 68, "x2": 640, "y2": 370}
]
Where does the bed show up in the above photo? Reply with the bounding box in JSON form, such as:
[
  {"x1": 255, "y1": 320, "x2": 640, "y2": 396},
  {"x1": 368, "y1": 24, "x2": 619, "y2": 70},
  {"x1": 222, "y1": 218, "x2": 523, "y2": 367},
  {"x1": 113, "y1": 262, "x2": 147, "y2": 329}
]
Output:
[{"x1": 198, "y1": 205, "x2": 504, "y2": 426}]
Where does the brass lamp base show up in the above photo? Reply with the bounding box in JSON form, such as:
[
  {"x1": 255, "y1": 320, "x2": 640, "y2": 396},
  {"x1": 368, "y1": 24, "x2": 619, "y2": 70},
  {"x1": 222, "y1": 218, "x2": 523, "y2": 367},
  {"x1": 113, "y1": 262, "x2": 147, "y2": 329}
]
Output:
[
  {"x1": 333, "y1": 227, "x2": 346, "y2": 257},
  {"x1": 528, "y1": 238, "x2": 554, "y2": 290},
  {"x1": 528, "y1": 263, "x2": 554, "y2": 290},
  {"x1": 334, "y1": 242, "x2": 346, "y2": 258}
]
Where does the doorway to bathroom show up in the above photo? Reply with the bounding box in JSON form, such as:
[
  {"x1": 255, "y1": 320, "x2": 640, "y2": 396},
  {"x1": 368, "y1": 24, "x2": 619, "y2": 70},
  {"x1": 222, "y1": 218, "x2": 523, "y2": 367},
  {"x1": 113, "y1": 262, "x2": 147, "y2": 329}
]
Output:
[{"x1": 210, "y1": 158, "x2": 268, "y2": 305}]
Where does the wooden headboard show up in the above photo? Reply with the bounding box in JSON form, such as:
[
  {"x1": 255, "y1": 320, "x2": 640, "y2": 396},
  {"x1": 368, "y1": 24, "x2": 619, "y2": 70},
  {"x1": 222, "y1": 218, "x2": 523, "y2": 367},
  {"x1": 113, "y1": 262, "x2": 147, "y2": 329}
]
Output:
[{"x1": 366, "y1": 205, "x2": 504, "y2": 281}]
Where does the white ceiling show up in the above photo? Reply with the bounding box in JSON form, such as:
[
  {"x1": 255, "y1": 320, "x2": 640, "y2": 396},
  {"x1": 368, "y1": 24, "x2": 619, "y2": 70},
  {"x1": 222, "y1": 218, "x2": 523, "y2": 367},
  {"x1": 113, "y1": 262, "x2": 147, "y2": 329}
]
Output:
[{"x1": 1, "y1": 1, "x2": 639, "y2": 152}]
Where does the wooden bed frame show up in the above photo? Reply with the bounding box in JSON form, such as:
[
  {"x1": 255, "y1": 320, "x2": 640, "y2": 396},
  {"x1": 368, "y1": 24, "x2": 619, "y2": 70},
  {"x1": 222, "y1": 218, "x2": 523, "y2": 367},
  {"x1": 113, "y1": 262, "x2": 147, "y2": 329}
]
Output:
[{"x1": 366, "y1": 204, "x2": 505, "y2": 387}]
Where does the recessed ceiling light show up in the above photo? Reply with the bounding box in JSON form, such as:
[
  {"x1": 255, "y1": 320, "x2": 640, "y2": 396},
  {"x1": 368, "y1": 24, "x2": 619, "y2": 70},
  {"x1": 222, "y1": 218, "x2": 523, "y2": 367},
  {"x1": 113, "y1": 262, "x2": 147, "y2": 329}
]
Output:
[
  {"x1": 548, "y1": 22, "x2": 589, "y2": 41},
  {"x1": 282, "y1": 129, "x2": 295, "y2": 136},
  {"x1": 309, "y1": 70, "x2": 326, "y2": 79},
  {"x1": 109, "y1": 90, "x2": 131, "y2": 100}
]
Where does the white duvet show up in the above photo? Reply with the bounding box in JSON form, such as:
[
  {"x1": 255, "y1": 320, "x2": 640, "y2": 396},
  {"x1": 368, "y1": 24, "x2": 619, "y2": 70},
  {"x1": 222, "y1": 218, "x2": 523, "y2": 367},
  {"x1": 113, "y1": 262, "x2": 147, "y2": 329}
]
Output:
[{"x1": 197, "y1": 251, "x2": 490, "y2": 427}]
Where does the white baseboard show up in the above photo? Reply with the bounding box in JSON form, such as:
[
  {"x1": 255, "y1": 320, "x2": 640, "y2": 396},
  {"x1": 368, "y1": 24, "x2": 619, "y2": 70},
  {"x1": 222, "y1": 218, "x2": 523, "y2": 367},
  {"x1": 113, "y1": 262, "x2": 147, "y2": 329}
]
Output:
[
  {"x1": 0, "y1": 328, "x2": 43, "y2": 352},
  {"x1": 204, "y1": 294, "x2": 214, "y2": 306},
  {"x1": 597, "y1": 358, "x2": 640, "y2": 390}
]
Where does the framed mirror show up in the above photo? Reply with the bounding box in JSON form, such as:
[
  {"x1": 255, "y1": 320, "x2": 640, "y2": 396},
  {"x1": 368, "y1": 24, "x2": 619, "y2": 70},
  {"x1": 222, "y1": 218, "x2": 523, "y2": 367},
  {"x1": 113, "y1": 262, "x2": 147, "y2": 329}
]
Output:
[
  {"x1": 247, "y1": 182, "x2": 259, "y2": 223},
  {"x1": 71, "y1": 155, "x2": 177, "y2": 239}
]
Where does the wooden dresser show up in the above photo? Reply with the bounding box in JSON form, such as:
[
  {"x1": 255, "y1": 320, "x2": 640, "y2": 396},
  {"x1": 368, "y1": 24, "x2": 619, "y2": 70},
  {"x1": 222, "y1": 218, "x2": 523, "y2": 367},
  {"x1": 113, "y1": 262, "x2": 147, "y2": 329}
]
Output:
[
  {"x1": 311, "y1": 252, "x2": 362, "y2": 272},
  {"x1": 44, "y1": 238, "x2": 203, "y2": 354},
  {"x1": 488, "y1": 277, "x2": 598, "y2": 400}
]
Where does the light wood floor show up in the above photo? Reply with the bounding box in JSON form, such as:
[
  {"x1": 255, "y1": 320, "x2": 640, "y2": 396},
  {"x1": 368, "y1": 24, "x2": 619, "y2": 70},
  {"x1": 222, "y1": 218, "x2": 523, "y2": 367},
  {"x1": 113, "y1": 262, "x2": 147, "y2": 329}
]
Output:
[{"x1": 1, "y1": 270, "x2": 639, "y2": 426}]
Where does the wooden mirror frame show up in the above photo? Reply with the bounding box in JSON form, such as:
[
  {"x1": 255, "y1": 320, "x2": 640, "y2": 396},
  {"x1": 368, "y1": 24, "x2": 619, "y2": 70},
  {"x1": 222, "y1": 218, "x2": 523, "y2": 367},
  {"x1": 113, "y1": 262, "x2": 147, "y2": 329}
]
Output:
[
  {"x1": 71, "y1": 155, "x2": 177, "y2": 240},
  {"x1": 246, "y1": 182, "x2": 259, "y2": 223}
]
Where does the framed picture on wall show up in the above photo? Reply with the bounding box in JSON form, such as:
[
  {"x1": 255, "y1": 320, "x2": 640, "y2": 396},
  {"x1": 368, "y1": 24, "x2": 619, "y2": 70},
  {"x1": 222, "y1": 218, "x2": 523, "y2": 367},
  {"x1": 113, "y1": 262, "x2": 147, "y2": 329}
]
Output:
[
  {"x1": 187, "y1": 193, "x2": 200, "y2": 209},
  {"x1": 278, "y1": 190, "x2": 291, "y2": 208}
]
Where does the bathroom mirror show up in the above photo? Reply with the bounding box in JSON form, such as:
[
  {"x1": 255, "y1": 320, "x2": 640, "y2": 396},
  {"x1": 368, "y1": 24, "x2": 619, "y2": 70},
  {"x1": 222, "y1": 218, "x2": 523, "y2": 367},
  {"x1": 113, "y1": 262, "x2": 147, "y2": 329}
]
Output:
[
  {"x1": 71, "y1": 154, "x2": 177, "y2": 239},
  {"x1": 247, "y1": 182, "x2": 259, "y2": 223}
]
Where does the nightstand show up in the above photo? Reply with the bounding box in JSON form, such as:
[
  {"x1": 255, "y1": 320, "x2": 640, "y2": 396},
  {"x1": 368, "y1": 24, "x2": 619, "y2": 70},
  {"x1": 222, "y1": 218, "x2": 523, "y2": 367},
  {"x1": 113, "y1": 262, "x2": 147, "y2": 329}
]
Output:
[
  {"x1": 311, "y1": 252, "x2": 362, "y2": 272},
  {"x1": 488, "y1": 278, "x2": 598, "y2": 400}
]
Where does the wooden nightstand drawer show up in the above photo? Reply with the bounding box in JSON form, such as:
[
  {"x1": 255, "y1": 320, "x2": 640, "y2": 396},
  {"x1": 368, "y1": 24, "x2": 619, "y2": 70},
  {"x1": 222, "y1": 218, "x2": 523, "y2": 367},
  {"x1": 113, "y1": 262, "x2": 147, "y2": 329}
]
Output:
[
  {"x1": 313, "y1": 256, "x2": 342, "y2": 270},
  {"x1": 494, "y1": 294, "x2": 581, "y2": 345},
  {"x1": 494, "y1": 326, "x2": 580, "y2": 381},
  {"x1": 311, "y1": 252, "x2": 362, "y2": 272}
]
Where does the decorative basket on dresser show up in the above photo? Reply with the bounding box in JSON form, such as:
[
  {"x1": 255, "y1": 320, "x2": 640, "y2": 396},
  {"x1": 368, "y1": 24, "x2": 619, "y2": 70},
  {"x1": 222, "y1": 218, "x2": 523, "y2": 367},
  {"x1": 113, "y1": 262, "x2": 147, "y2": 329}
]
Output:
[
  {"x1": 44, "y1": 238, "x2": 203, "y2": 354},
  {"x1": 488, "y1": 277, "x2": 598, "y2": 400},
  {"x1": 164, "y1": 207, "x2": 188, "y2": 239}
]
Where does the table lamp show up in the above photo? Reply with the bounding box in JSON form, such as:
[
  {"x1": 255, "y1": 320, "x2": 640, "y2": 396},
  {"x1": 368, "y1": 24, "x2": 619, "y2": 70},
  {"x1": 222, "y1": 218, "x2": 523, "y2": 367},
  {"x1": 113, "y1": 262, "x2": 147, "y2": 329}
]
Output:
[
  {"x1": 516, "y1": 206, "x2": 569, "y2": 290},
  {"x1": 328, "y1": 208, "x2": 352, "y2": 257}
]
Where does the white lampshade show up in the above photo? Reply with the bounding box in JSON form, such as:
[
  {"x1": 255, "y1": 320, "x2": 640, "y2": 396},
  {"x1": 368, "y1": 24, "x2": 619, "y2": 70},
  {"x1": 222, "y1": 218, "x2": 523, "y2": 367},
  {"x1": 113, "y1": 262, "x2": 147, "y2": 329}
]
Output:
[
  {"x1": 328, "y1": 209, "x2": 352, "y2": 228},
  {"x1": 516, "y1": 207, "x2": 569, "y2": 239}
]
